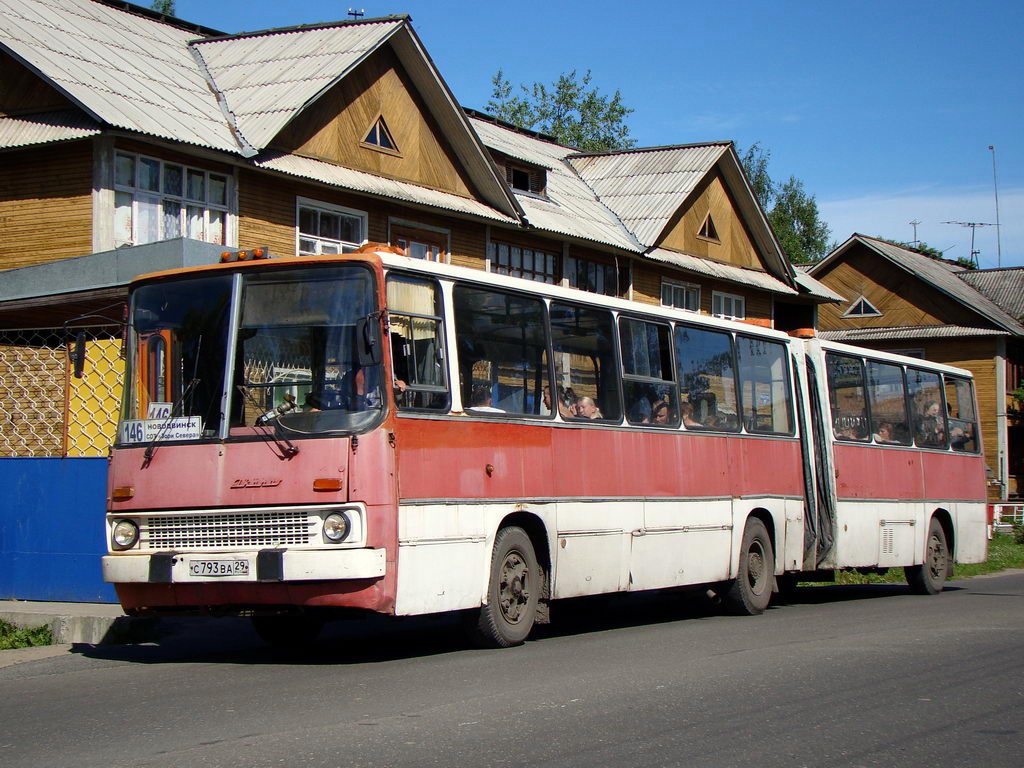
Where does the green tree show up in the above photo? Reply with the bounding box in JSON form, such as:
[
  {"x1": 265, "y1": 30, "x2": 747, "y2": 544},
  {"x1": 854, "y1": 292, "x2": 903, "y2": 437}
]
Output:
[
  {"x1": 150, "y1": 0, "x2": 176, "y2": 14},
  {"x1": 486, "y1": 69, "x2": 635, "y2": 152},
  {"x1": 738, "y1": 143, "x2": 831, "y2": 265}
]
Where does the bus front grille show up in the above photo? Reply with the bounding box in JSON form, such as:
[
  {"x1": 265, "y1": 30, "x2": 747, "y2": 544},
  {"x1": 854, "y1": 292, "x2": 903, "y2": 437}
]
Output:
[{"x1": 142, "y1": 510, "x2": 315, "y2": 550}]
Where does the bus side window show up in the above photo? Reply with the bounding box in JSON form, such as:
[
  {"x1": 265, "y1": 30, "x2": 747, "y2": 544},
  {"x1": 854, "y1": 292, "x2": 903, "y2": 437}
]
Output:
[
  {"x1": 866, "y1": 360, "x2": 911, "y2": 444},
  {"x1": 550, "y1": 302, "x2": 621, "y2": 421},
  {"x1": 826, "y1": 353, "x2": 870, "y2": 441},
  {"x1": 385, "y1": 275, "x2": 449, "y2": 411},
  {"x1": 944, "y1": 376, "x2": 978, "y2": 453},
  {"x1": 908, "y1": 368, "x2": 947, "y2": 448},
  {"x1": 453, "y1": 284, "x2": 549, "y2": 417},
  {"x1": 737, "y1": 337, "x2": 793, "y2": 435},
  {"x1": 673, "y1": 325, "x2": 739, "y2": 431},
  {"x1": 619, "y1": 317, "x2": 679, "y2": 427}
]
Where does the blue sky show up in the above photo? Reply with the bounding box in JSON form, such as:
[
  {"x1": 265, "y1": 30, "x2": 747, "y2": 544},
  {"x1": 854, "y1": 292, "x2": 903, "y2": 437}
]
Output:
[{"x1": 175, "y1": 0, "x2": 1023, "y2": 268}]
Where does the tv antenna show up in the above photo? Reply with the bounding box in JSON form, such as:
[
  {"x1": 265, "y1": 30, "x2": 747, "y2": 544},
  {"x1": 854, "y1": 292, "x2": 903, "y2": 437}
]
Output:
[
  {"x1": 347, "y1": 7, "x2": 365, "y2": 19},
  {"x1": 909, "y1": 220, "x2": 921, "y2": 247},
  {"x1": 942, "y1": 221, "x2": 995, "y2": 266}
]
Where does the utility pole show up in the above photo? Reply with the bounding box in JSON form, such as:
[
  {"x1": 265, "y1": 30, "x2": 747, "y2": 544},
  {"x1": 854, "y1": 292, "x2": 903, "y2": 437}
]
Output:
[
  {"x1": 988, "y1": 145, "x2": 1002, "y2": 266},
  {"x1": 909, "y1": 220, "x2": 921, "y2": 248},
  {"x1": 942, "y1": 221, "x2": 996, "y2": 267}
]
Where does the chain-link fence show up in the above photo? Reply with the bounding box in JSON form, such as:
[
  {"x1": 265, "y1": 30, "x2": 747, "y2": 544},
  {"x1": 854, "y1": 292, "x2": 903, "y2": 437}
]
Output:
[{"x1": 0, "y1": 326, "x2": 124, "y2": 458}]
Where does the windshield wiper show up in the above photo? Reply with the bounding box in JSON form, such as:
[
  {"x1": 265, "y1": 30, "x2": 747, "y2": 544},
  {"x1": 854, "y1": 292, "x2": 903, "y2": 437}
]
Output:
[
  {"x1": 236, "y1": 386, "x2": 300, "y2": 460},
  {"x1": 140, "y1": 377, "x2": 200, "y2": 469}
]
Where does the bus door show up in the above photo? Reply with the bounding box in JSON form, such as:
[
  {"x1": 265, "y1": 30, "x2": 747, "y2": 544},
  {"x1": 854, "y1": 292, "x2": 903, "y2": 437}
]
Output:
[{"x1": 795, "y1": 342, "x2": 837, "y2": 570}]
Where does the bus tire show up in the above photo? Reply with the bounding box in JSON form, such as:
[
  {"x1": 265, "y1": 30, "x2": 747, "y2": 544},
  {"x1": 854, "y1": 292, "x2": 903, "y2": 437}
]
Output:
[
  {"x1": 251, "y1": 615, "x2": 323, "y2": 648},
  {"x1": 724, "y1": 517, "x2": 774, "y2": 616},
  {"x1": 470, "y1": 526, "x2": 540, "y2": 648},
  {"x1": 905, "y1": 517, "x2": 949, "y2": 595}
]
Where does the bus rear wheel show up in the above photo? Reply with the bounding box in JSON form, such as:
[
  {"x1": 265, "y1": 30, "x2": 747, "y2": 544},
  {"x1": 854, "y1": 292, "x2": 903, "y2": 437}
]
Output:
[
  {"x1": 724, "y1": 517, "x2": 774, "y2": 616},
  {"x1": 469, "y1": 526, "x2": 540, "y2": 648},
  {"x1": 905, "y1": 517, "x2": 950, "y2": 595}
]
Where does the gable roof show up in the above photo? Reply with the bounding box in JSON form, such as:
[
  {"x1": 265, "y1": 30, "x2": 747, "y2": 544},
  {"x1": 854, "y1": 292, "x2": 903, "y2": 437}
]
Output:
[{"x1": 810, "y1": 234, "x2": 1024, "y2": 335}]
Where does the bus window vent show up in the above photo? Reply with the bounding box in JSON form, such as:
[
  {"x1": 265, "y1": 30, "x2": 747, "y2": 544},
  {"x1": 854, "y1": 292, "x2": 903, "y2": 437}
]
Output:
[{"x1": 881, "y1": 526, "x2": 895, "y2": 555}]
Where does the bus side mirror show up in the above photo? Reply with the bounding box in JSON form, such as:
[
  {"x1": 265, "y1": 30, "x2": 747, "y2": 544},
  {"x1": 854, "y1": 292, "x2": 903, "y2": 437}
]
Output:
[
  {"x1": 355, "y1": 318, "x2": 383, "y2": 366},
  {"x1": 72, "y1": 331, "x2": 86, "y2": 379}
]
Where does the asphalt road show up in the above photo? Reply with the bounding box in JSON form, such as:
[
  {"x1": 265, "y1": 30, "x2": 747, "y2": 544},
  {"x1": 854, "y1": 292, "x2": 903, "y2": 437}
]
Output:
[{"x1": 2, "y1": 573, "x2": 1023, "y2": 768}]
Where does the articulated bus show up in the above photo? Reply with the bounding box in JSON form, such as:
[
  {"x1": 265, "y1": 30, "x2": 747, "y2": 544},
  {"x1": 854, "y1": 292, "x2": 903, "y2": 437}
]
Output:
[{"x1": 102, "y1": 245, "x2": 988, "y2": 647}]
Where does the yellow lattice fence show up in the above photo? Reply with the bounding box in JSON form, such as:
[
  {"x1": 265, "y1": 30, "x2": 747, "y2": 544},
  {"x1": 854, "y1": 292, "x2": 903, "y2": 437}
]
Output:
[{"x1": 0, "y1": 327, "x2": 124, "y2": 457}]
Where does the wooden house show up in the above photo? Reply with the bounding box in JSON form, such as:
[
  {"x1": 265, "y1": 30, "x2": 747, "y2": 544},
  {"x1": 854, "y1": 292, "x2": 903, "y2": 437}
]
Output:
[
  {"x1": 809, "y1": 234, "x2": 1024, "y2": 501},
  {"x1": 0, "y1": 0, "x2": 839, "y2": 457}
]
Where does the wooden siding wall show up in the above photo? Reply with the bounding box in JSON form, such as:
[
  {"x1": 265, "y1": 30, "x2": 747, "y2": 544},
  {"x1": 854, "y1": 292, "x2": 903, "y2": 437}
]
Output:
[
  {"x1": 816, "y1": 245, "x2": 982, "y2": 330},
  {"x1": 632, "y1": 261, "x2": 773, "y2": 322},
  {"x1": 0, "y1": 53, "x2": 73, "y2": 116},
  {"x1": 271, "y1": 47, "x2": 476, "y2": 200},
  {"x1": 868, "y1": 337, "x2": 1001, "y2": 499},
  {"x1": 0, "y1": 142, "x2": 92, "y2": 269},
  {"x1": 657, "y1": 170, "x2": 764, "y2": 272}
]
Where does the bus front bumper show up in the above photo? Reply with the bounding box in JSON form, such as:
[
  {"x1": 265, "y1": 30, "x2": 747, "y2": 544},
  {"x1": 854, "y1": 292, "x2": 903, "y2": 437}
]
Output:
[{"x1": 102, "y1": 548, "x2": 386, "y2": 584}]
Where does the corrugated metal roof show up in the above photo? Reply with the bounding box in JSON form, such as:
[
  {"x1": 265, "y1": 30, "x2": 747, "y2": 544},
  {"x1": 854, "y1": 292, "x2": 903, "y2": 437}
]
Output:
[
  {"x1": 254, "y1": 152, "x2": 516, "y2": 224},
  {"x1": 193, "y1": 20, "x2": 403, "y2": 150},
  {"x1": 470, "y1": 117, "x2": 641, "y2": 252},
  {"x1": 957, "y1": 267, "x2": 1024, "y2": 321},
  {"x1": 568, "y1": 144, "x2": 729, "y2": 247},
  {"x1": 646, "y1": 247, "x2": 797, "y2": 296},
  {"x1": 819, "y1": 325, "x2": 1011, "y2": 342},
  {"x1": 815, "y1": 235, "x2": 1024, "y2": 336},
  {"x1": 0, "y1": 109, "x2": 100, "y2": 147},
  {"x1": 0, "y1": 0, "x2": 240, "y2": 152},
  {"x1": 793, "y1": 270, "x2": 845, "y2": 302}
]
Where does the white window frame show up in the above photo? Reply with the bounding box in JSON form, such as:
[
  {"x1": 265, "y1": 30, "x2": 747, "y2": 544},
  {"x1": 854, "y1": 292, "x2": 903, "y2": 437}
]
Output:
[
  {"x1": 712, "y1": 291, "x2": 746, "y2": 321},
  {"x1": 842, "y1": 294, "x2": 883, "y2": 318},
  {"x1": 387, "y1": 217, "x2": 450, "y2": 263},
  {"x1": 661, "y1": 279, "x2": 700, "y2": 312},
  {"x1": 113, "y1": 151, "x2": 232, "y2": 248},
  {"x1": 296, "y1": 197, "x2": 367, "y2": 256}
]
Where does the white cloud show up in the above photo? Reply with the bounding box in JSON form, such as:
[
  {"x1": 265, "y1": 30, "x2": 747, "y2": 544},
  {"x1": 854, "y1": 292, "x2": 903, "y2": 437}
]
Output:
[{"x1": 818, "y1": 186, "x2": 1024, "y2": 268}]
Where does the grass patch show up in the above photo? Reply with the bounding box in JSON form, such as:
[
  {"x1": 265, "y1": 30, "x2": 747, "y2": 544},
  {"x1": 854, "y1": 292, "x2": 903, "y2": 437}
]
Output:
[
  {"x1": 830, "y1": 534, "x2": 1024, "y2": 586},
  {"x1": 0, "y1": 619, "x2": 53, "y2": 650}
]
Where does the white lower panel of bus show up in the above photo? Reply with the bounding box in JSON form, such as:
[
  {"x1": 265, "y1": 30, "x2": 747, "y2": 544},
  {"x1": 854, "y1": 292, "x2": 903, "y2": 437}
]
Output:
[
  {"x1": 102, "y1": 548, "x2": 386, "y2": 583},
  {"x1": 830, "y1": 499, "x2": 988, "y2": 569},
  {"x1": 394, "y1": 497, "x2": 796, "y2": 616}
]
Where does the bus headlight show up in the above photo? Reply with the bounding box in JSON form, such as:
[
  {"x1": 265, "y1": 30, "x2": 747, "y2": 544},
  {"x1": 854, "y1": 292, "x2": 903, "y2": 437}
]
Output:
[
  {"x1": 111, "y1": 519, "x2": 139, "y2": 550},
  {"x1": 322, "y1": 512, "x2": 351, "y2": 543}
]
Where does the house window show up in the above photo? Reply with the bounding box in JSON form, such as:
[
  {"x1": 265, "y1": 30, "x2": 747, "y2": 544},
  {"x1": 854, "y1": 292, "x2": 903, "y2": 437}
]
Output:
[
  {"x1": 505, "y1": 162, "x2": 545, "y2": 195},
  {"x1": 296, "y1": 199, "x2": 366, "y2": 256},
  {"x1": 488, "y1": 241, "x2": 558, "y2": 284},
  {"x1": 361, "y1": 116, "x2": 399, "y2": 155},
  {"x1": 890, "y1": 348, "x2": 926, "y2": 360},
  {"x1": 113, "y1": 152, "x2": 230, "y2": 247},
  {"x1": 565, "y1": 255, "x2": 623, "y2": 297},
  {"x1": 698, "y1": 213, "x2": 720, "y2": 242},
  {"x1": 661, "y1": 279, "x2": 700, "y2": 312},
  {"x1": 712, "y1": 291, "x2": 745, "y2": 321},
  {"x1": 842, "y1": 295, "x2": 882, "y2": 318},
  {"x1": 391, "y1": 223, "x2": 448, "y2": 262}
]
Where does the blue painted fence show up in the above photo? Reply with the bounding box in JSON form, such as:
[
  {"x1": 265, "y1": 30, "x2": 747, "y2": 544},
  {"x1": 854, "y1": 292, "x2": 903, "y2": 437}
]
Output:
[{"x1": 0, "y1": 457, "x2": 117, "y2": 602}]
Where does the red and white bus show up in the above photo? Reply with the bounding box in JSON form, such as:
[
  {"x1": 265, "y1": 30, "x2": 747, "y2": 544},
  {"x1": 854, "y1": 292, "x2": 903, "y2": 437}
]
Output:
[{"x1": 102, "y1": 245, "x2": 988, "y2": 647}]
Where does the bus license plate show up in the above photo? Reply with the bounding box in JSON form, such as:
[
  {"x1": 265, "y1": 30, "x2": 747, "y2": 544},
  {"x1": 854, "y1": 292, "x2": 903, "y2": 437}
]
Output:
[{"x1": 188, "y1": 559, "x2": 249, "y2": 577}]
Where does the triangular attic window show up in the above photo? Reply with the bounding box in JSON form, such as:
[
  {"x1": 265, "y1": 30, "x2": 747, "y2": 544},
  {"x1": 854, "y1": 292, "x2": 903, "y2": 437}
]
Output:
[
  {"x1": 362, "y1": 116, "x2": 398, "y2": 153},
  {"x1": 842, "y1": 295, "x2": 882, "y2": 318},
  {"x1": 698, "y1": 213, "x2": 719, "y2": 242}
]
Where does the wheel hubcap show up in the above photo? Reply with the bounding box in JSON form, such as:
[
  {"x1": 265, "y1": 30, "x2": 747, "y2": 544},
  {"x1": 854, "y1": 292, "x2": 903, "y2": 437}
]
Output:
[
  {"x1": 747, "y1": 541, "x2": 767, "y2": 595},
  {"x1": 498, "y1": 550, "x2": 530, "y2": 624},
  {"x1": 927, "y1": 533, "x2": 948, "y2": 579}
]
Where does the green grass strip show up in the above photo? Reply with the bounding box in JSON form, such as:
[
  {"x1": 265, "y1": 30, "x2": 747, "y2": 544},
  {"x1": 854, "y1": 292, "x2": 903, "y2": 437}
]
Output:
[{"x1": 0, "y1": 618, "x2": 54, "y2": 650}]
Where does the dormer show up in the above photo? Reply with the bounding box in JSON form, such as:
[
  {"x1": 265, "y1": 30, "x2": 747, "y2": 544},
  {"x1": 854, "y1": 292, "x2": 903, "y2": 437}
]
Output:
[{"x1": 490, "y1": 150, "x2": 547, "y2": 197}]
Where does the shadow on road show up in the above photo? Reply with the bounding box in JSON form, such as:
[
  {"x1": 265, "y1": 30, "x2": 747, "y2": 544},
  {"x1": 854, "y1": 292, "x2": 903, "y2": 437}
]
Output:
[{"x1": 74, "y1": 579, "x2": 945, "y2": 667}]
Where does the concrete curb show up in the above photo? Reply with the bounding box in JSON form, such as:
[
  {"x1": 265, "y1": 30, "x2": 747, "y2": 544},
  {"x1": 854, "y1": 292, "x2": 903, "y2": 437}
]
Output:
[{"x1": 0, "y1": 602, "x2": 160, "y2": 645}]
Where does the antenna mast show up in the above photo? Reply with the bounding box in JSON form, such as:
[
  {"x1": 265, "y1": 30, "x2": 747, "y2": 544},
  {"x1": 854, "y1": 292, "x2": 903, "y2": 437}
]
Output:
[
  {"x1": 942, "y1": 221, "x2": 996, "y2": 267},
  {"x1": 909, "y1": 220, "x2": 921, "y2": 248}
]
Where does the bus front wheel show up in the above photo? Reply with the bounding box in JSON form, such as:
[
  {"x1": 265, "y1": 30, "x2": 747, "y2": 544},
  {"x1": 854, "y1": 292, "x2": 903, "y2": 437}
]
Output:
[
  {"x1": 905, "y1": 517, "x2": 950, "y2": 595},
  {"x1": 724, "y1": 517, "x2": 774, "y2": 616},
  {"x1": 469, "y1": 526, "x2": 540, "y2": 648}
]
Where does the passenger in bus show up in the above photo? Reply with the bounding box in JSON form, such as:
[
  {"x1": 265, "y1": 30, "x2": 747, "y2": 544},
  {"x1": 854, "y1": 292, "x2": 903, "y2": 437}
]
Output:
[
  {"x1": 575, "y1": 396, "x2": 603, "y2": 419},
  {"x1": 650, "y1": 400, "x2": 674, "y2": 425},
  {"x1": 950, "y1": 422, "x2": 974, "y2": 451},
  {"x1": 872, "y1": 421, "x2": 896, "y2": 443},
  {"x1": 468, "y1": 383, "x2": 505, "y2": 413},
  {"x1": 680, "y1": 401, "x2": 702, "y2": 428},
  {"x1": 917, "y1": 400, "x2": 946, "y2": 446}
]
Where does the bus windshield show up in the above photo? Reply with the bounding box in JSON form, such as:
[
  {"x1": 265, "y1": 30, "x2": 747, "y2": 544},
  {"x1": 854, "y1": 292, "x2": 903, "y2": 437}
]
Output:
[{"x1": 121, "y1": 264, "x2": 381, "y2": 443}]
